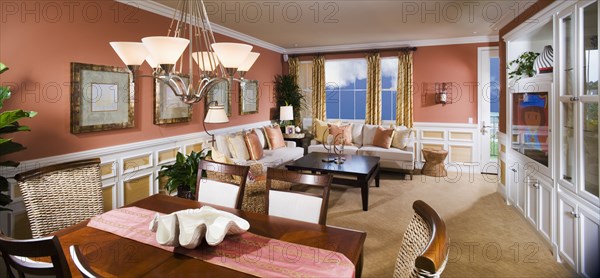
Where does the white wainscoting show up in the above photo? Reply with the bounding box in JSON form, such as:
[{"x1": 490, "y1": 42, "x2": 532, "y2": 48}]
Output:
[{"x1": 0, "y1": 121, "x2": 271, "y2": 238}]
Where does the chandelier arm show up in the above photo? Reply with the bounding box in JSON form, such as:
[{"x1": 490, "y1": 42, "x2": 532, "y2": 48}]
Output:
[
  {"x1": 199, "y1": 0, "x2": 227, "y2": 77},
  {"x1": 168, "y1": 75, "x2": 189, "y2": 98}
]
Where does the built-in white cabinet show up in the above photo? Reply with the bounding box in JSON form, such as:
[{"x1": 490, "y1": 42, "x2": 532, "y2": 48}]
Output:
[
  {"x1": 557, "y1": 191, "x2": 579, "y2": 268},
  {"x1": 526, "y1": 173, "x2": 554, "y2": 244}
]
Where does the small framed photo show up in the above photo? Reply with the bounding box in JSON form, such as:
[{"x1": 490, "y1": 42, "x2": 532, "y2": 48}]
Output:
[{"x1": 285, "y1": 125, "x2": 295, "y2": 134}]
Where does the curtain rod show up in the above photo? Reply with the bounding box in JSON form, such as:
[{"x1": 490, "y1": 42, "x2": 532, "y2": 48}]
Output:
[{"x1": 288, "y1": 47, "x2": 417, "y2": 58}]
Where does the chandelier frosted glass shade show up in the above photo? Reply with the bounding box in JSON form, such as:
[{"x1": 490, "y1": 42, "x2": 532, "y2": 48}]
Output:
[
  {"x1": 237, "y1": 52, "x2": 260, "y2": 72},
  {"x1": 145, "y1": 55, "x2": 159, "y2": 69},
  {"x1": 192, "y1": 52, "x2": 218, "y2": 71},
  {"x1": 211, "y1": 43, "x2": 253, "y2": 68},
  {"x1": 110, "y1": 42, "x2": 148, "y2": 66},
  {"x1": 142, "y1": 36, "x2": 189, "y2": 65},
  {"x1": 205, "y1": 105, "x2": 229, "y2": 123}
]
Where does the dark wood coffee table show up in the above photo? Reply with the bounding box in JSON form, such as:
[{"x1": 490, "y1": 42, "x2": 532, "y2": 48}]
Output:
[{"x1": 285, "y1": 152, "x2": 380, "y2": 211}]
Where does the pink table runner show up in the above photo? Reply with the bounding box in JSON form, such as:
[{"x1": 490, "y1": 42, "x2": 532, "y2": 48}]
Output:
[{"x1": 87, "y1": 207, "x2": 355, "y2": 277}]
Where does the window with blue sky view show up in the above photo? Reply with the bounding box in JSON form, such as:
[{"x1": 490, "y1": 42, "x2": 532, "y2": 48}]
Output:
[{"x1": 325, "y1": 58, "x2": 399, "y2": 121}]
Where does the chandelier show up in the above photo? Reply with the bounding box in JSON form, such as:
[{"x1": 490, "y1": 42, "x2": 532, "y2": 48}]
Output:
[{"x1": 109, "y1": 0, "x2": 260, "y2": 105}]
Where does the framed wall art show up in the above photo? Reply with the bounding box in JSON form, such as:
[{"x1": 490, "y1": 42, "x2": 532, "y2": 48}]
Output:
[
  {"x1": 239, "y1": 79, "x2": 259, "y2": 115},
  {"x1": 70, "y1": 62, "x2": 134, "y2": 134},
  {"x1": 154, "y1": 76, "x2": 192, "y2": 124},
  {"x1": 205, "y1": 80, "x2": 231, "y2": 116}
]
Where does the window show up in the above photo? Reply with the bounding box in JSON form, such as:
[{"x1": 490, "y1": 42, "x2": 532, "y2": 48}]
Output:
[
  {"x1": 325, "y1": 59, "x2": 367, "y2": 120},
  {"x1": 381, "y1": 57, "x2": 398, "y2": 121}
]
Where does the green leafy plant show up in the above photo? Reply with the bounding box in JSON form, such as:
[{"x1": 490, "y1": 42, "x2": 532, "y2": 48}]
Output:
[
  {"x1": 157, "y1": 150, "x2": 210, "y2": 199},
  {"x1": 0, "y1": 63, "x2": 37, "y2": 211},
  {"x1": 273, "y1": 74, "x2": 307, "y2": 127},
  {"x1": 508, "y1": 51, "x2": 540, "y2": 81}
]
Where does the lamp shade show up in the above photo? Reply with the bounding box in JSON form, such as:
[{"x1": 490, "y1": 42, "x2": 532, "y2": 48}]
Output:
[
  {"x1": 142, "y1": 36, "x2": 189, "y2": 65},
  {"x1": 237, "y1": 52, "x2": 260, "y2": 71},
  {"x1": 110, "y1": 42, "x2": 148, "y2": 66},
  {"x1": 205, "y1": 105, "x2": 229, "y2": 123},
  {"x1": 145, "y1": 55, "x2": 159, "y2": 69},
  {"x1": 280, "y1": 106, "x2": 294, "y2": 121},
  {"x1": 211, "y1": 43, "x2": 252, "y2": 68},
  {"x1": 192, "y1": 51, "x2": 218, "y2": 71}
]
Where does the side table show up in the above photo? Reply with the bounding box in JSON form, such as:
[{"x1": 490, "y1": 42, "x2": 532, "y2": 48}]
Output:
[
  {"x1": 421, "y1": 149, "x2": 448, "y2": 177},
  {"x1": 283, "y1": 133, "x2": 306, "y2": 152}
]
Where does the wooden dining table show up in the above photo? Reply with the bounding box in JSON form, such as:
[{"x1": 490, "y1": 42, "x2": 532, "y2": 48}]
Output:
[{"x1": 54, "y1": 194, "x2": 367, "y2": 277}]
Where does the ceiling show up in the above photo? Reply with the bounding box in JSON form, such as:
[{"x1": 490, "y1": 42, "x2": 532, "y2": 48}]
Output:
[{"x1": 151, "y1": 0, "x2": 524, "y2": 53}]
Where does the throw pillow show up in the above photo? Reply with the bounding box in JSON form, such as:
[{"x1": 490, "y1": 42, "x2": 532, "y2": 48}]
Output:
[
  {"x1": 314, "y1": 119, "x2": 341, "y2": 143},
  {"x1": 328, "y1": 124, "x2": 353, "y2": 145},
  {"x1": 227, "y1": 133, "x2": 250, "y2": 160},
  {"x1": 263, "y1": 125, "x2": 286, "y2": 150},
  {"x1": 362, "y1": 124, "x2": 380, "y2": 146},
  {"x1": 214, "y1": 134, "x2": 231, "y2": 158},
  {"x1": 206, "y1": 148, "x2": 237, "y2": 184},
  {"x1": 390, "y1": 125, "x2": 413, "y2": 149},
  {"x1": 373, "y1": 126, "x2": 395, "y2": 149},
  {"x1": 351, "y1": 123, "x2": 364, "y2": 146},
  {"x1": 253, "y1": 128, "x2": 267, "y2": 149},
  {"x1": 244, "y1": 130, "x2": 264, "y2": 160}
]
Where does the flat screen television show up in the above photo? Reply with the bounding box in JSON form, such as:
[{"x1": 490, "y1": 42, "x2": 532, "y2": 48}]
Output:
[{"x1": 511, "y1": 92, "x2": 549, "y2": 166}]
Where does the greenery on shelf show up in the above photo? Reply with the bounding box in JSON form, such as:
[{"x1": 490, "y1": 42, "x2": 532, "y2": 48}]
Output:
[
  {"x1": 273, "y1": 74, "x2": 307, "y2": 127},
  {"x1": 0, "y1": 63, "x2": 37, "y2": 211},
  {"x1": 157, "y1": 150, "x2": 210, "y2": 199},
  {"x1": 507, "y1": 51, "x2": 540, "y2": 81}
]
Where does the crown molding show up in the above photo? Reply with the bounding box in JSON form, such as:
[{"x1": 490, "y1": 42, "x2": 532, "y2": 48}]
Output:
[
  {"x1": 115, "y1": 0, "x2": 286, "y2": 54},
  {"x1": 284, "y1": 35, "x2": 499, "y2": 55}
]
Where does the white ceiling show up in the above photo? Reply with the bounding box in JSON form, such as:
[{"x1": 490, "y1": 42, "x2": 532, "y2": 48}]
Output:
[{"x1": 148, "y1": 0, "x2": 525, "y2": 53}]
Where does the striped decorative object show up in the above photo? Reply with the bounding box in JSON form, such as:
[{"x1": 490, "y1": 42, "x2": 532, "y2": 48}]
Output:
[{"x1": 534, "y1": 45, "x2": 554, "y2": 74}]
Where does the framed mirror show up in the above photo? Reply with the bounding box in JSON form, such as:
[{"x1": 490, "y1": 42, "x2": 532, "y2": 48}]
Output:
[
  {"x1": 205, "y1": 80, "x2": 231, "y2": 116},
  {"x1": 154, "y1": 76, "x2": 192, "y2": 125},
  {"x1": 239, "y1": 80, "x2": 259, "y2": 115}
]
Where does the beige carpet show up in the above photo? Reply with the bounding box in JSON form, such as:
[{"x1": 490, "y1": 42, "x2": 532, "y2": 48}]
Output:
[{"x1": 324, "y1": 172, "x2": 578, "y2": 277}]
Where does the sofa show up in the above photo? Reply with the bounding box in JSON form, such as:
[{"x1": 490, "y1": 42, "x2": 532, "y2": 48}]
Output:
[{"x1": 308, "y1": 123, "x2": 415, "y2": 179}]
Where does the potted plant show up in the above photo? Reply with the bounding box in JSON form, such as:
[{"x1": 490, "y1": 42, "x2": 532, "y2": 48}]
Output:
[
  {"x1": 273, "y1": 74, "x2": 307, "y2": 127},
  {"x1": 0, "y1": 63, "x2": 37, "y2": 211},
  {"x1": 508, "y1": 51, "x2": 540, "y2": 81},
  {"x1": 157, "y1": 149, "x2": 210, "y2": 200}
]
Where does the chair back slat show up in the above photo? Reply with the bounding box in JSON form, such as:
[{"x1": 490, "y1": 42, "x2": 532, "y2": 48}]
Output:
[
  {"x1": 15, "y1": 158, "x2": 103, "y2": 238},
  {"x1": 265, "y1": 168, "x2": 332, "y2": 225},
  {"x1": 196, "y1": 160, "x2": 250, "y2": 209},
  {"x1": 0, "y1": 233, "x2": 71, "y2": 277}
]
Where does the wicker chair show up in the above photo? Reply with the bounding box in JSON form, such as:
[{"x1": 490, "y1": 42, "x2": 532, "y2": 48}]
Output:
[
  {"x1": 196, "y1": 159, "x2": 250, "y2": 209},
  {"x1": 265, "y1": 168, "x2": 332, "y2": 225},
  {"x1": 0, "y1": 232, "x2": 71, "y2": 278},
  {"x1": 69, "y1": 245, "x2": 102, "y2": 278},
  {"x1": 15, "y1": 158, "x2": 103, "y2": 238},
  {"x1": 393, "y1": 200, "x2": 449, "y2": 278}
]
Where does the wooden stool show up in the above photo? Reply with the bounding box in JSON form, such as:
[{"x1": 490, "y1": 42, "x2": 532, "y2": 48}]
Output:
[{"x1": 421, "y1": 149, "x2": 448, "y2": 177}]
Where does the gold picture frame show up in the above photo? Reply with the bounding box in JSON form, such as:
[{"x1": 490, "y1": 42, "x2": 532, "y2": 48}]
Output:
[
  {"x1": 154, "y1": 76, "x2": 192, "y2": 125},
  {"x1": 205, "y1": 81, "x2": 231, "y2": 116},
  {"x1": 70, "y1": 62, "x2": 134, "y2": 134},
  {"x1": 239, "y1": 79, "x2": 259, "y2": 115}
]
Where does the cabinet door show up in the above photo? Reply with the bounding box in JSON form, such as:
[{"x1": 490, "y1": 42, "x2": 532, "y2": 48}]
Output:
[
  {"x1": 558, "y1": 192, "x2": 578, "y2": 269},
  {"x1": 579, "y1": 205, "x2": 599, "y2": 278},
  {"x1": 508, "y1": 161, "x2": 519, "y2": 205},
  {"x1": 537, "y1": 178, "x2": 554, "y2": 244},
  {"x1": 526, "y1": 178, "x2": 539, "y2": 226}
]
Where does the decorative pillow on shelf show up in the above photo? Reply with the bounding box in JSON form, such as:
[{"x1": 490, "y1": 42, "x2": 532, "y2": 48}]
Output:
[
  {"x1": 362, "y1": 124, "x2": 380, "y2": 146},
  {"x1": 390, "y1": 125, "x2": 413, "y2": 150},
  {"x1": 244, "y1": 130, "x2": 264, "y2": 160},
  {"x1": 227, "y1": 133, "x2": 250, "y2": 160},
  {"x1": 263, "y1": 125, "x2": 286, "y2": 150},
  {"x1": 372, "y1": 126, "x2": 395, "y2": 149},
  {"x1": 328, "y1": 124, "x2": 353, "y2": 145}
]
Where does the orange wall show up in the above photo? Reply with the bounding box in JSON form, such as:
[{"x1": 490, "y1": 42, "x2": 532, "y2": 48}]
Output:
[
  {"x1": 0, "y1": 1, "x2": 281, "y2": 161},
  {"x1": 413, "y1": 42, "x2": 496, "y2": 123}
]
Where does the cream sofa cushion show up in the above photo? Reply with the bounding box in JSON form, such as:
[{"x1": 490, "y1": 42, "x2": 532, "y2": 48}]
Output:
[
  {"x1": 214, "y1": 135, "x2": 231, "y2": 158},
  {"x1": 227, "y1": 134, "x2": 250, "y2": 160},
  {"x1": 362, "y1": 124, "x2": 379, "y2": 146},
  {"x1": 351, "y1": 123, "x2": 364, "y2": 146},
  {"x1": 390, "y1": 125, "x2": 413, "y2": 150}
]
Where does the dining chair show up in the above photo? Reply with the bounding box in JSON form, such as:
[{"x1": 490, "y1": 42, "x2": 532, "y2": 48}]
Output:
[
  {"x1": 15, "y1": 158, "x2": 103, "y2": 238},
  {"x1": 265, "y1": 168, "x2": 333, "y2": 225},
  {"x1": 0, "y1": 232, "x2": 71, "y2": 278},
  {"x1": 196, "y1": 159, "x2": 250, "y2": 209},
  {"x1": 69, "y1": 245, "x2": 102, "y2": 278},
  {"x1": 393, "y1": 200, "x2": 449, "y2": 278}
]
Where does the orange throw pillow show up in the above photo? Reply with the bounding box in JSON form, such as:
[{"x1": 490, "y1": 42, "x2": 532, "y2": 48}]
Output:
[
  {"x1": 263, "y1": 125, "x2": 286, "y2": 150},
  {"x1": 244, "y1": 130, "x2": 264, "y2": 160},
  {"x1": 373, "y1": 126, "x2": 395, "y2": 149},
  {"x1": 328, "y1": 124, "x2": 353, "y2": 145}
]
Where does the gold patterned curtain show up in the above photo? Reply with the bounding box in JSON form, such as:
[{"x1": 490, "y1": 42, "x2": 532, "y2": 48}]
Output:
[
  {"x1": 365, "y1": 53, "x2": 381, "y2": 125},
  {"x1": 312, "y1": 56, "x2": 326, "y2": 134},
  {"x1": 396, "y1": 51, "x2": 414, "y2": 128},
  {"x1": 288, "y1": 57, "x2": 300, "y2": 82}
]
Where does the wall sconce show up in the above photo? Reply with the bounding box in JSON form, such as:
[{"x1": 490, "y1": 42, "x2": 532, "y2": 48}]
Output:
[{"x1": 436, "y1": 82, "x2": 451, "y2": 105}]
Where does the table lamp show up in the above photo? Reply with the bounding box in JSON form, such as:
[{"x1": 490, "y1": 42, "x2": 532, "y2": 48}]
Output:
[{"x1": 280, "y1": 106, "x2": 293, "y2": 126}]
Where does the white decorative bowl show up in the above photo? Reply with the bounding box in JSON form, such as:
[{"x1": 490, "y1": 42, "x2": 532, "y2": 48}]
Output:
[{"x1": 149, "y1": 206, "x2": 250, "y2": 249}]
